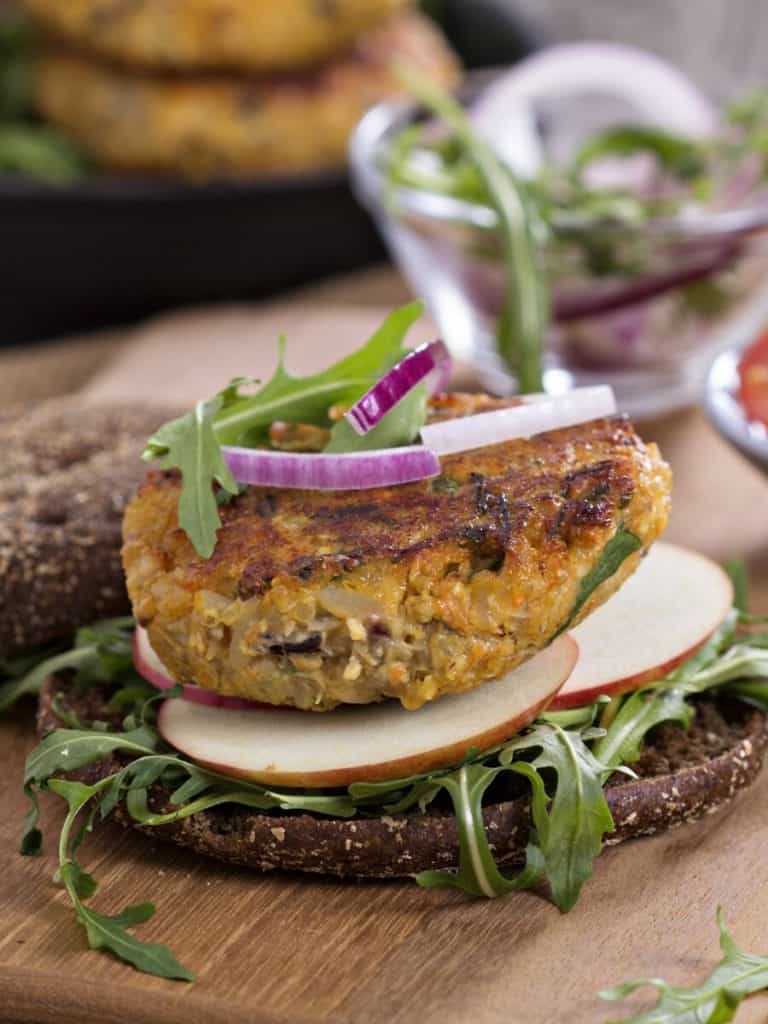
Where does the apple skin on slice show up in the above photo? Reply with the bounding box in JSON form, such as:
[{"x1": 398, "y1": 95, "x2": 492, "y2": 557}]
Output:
[
  {"x1": 157, "y1": 635, "x2": 577, "y2": 788},
  {"x1": 549, "y1": 541, "x2": 733, "y2": 711}
]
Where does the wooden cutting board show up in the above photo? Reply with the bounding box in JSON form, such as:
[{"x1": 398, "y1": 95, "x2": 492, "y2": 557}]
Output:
[{"x1": 3, "y1": 298, "x2": 768, "y2": 1023}]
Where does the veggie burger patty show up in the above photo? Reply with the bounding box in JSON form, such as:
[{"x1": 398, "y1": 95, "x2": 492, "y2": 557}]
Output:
[
  {"x1": 21, "y1": 0, "x2": 410, "y2": 72},
  {"x1": 33, "y1": 12, "x2": 460, "y2": 178},
  {"x1": 123, "y1": 399, "x2": 671, "y2": 711}
]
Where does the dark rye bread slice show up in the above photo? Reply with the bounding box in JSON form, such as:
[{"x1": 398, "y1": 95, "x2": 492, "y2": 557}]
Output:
[
  {"x1": 0, "y1": 397, "x2": 174, "y2": 658},
  {"x1": 38, "y1": 678, "x2": 768, "y2": 879}
]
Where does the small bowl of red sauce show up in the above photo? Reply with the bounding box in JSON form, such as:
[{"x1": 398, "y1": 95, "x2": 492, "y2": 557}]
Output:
[{"x1": 705, "y1": 328, "x2": 768, "y2": 474}]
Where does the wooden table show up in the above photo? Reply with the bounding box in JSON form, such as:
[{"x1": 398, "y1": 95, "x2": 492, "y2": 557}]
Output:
[{"x1": 2, "y1": 273, "x2": 768, "y2": 1023}]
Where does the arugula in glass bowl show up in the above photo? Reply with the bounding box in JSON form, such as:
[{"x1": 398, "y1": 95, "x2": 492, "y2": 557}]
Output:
[{"x1": 351, "y1": 66, "x2": 768, "y2": 417}]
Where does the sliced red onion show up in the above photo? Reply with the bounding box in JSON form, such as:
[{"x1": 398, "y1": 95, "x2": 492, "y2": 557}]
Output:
[
  {"x1": 133, "y1": 626, "x2": 263, "y2": 711},
  {"x1": 554, "y1": 243, "x2": 742, "y2": 323},
  {"x1": 222, "y1": 444, "x2": 440, "y2": 490},
  {"x1": 420, "y1": 387, "x2": 617, "y2": 456},
  {"x1": 471, "y1": 43, "x2": 717, "y2": 177},
  {"x1": 344, "y1": 340, "x2": 452, "y2": 436}
]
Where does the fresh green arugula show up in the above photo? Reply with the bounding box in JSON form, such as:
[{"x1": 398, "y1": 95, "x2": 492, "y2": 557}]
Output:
[
  {"x1": 49, "y1": 776, "x2": 193, "y2": 981},
  {"x1": 417, "y1": 723, "x2": 618, "y2": 909},
  {"x1": 573, "y1": 124, "x2": 707, "y2": 183},
  {"x1": 556, "y1": 525, "x2": 642, "y2": 637},
  {"x1": 144, "y1": 395, "x2": 240, "y2": 560},
  {"x1": 0, "y1": 616, "x2": 135, "y2": 714},
  {"x1": 600, "y1": 908, "x2": 768, "y2": 1023},
  {"x1": 142, "y1": 302, "x2": 427, "y2": 558},
  {"x1": 387, "y1": 81, "x2": 768, "y2": 351},
  {"x1": 396, "y1": 66, "x2": 547, "y2": 395},
  {"x1": 16, "y1": 560, "x2": 768, "y2": 982}
]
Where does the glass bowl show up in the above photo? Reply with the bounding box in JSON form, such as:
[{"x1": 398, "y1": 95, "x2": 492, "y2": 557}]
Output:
[
  {"x1": 350, "y1": 78, "x2": 768, "y2": 417},
  {"x1": 705, "y1": 347, "x2": 768, "y2": 475}
]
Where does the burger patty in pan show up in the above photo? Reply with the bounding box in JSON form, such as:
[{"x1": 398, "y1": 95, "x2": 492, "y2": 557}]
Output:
[
  {"x1": 33, "y1": 12, "x2": 460, "y2": 178},
  {"x1": 21, "y1": 0, "x2": 410, "y2": 72},
  {"x1": 123, "y1": 404, "x2": 671, "y2": 710}
]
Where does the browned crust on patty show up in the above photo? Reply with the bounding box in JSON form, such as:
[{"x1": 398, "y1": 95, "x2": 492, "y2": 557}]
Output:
[
  {"x1": 38, "y1": 679, "x2": 768, "y2": 878},
  {"x1": 0, "y1": 398, "x2": 175, "y2": 657},
  {"x1": 123, "y1": 413, "x2": 671, "y2": 709}
]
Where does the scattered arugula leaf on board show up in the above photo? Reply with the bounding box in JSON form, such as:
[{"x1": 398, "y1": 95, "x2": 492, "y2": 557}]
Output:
[
  {"x1": 142, "y1": 302, "x2": 425, "y2": 558},
  {"x1": 600, "y1": 908, "x2": 768, "y2": 1024},
  {"x1": 48, "y1": 777, "x2": 193, "y2": 981}
]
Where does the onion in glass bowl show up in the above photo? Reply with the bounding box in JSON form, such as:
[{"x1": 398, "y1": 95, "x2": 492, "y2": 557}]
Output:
[{"x1": 350, "y1": 49, "x2": 768, "y2": 417}]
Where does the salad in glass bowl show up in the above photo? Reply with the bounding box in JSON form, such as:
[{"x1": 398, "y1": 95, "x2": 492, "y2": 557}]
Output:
[{"x1": 350, "y1": 44, "x2": 768, "y2": 416}]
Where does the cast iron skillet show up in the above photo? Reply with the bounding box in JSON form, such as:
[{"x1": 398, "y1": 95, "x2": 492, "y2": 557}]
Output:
[{"x1": 0, "y1": 0, "x2": 540, "y2": 344}]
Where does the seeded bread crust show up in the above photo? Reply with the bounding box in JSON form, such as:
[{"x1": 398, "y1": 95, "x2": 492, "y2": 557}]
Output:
[
  {"x1": 38, "y1": 679, "x2": 768, "y2": 879},
  {"x1": 0, "y1": 399, "x2": 173, "y2": 657}
]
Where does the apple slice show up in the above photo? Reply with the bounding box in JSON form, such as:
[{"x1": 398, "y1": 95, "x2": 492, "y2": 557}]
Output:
[
  {"x1": 157, "y1": 635, "x2": 577, "y2": 788},
  {"x1": 549, "y1": 542, "x2": 733, "y2": 711}
]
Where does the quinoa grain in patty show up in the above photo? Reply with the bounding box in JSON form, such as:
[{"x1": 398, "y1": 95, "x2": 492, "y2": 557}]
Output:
[{"x1": 122, "y1": 403, "x2": 671, "y2": 711}]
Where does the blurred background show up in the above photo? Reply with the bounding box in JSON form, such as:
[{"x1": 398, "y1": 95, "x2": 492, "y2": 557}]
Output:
[
  {"x1": 1, "y1": 0, "x2": 764, "y2": 344},
  {"x1": 2, "y1": 0, "x2": 768, "y2": 472}
]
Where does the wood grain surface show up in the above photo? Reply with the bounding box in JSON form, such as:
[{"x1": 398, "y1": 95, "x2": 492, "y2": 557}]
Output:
[{"x1": 2, "y1": 293, "x2": 768, "y2": 1024}]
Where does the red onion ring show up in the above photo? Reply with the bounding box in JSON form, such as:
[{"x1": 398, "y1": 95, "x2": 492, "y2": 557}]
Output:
[
  {"x1": 344, "y1": 339, "x2": 451, "y2": 436},
  {"x1": 221, "y1": 444, "x2": 440, "y2": 490}
]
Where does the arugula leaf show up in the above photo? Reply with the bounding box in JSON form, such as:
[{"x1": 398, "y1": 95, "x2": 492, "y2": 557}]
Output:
[
  {"x1": 416, "y1": 762, "x2": 545, "y2": 898},
  {"x1": 0, "y1": 124, "x2": 90, "y2": 181},
  {"x1": 21, "y1": 723, "x2": 158, "y2": 854},
  {"x1": 502, "y1": 724, "x2": 616, "y2": 911},
  {"x1": 47, "y1": 778, "x2": 193, "y2": 981},
  {"x1": 0, "y1": 648, "x2": 85, "y2": 714},
  {"x1": 143, "y1": 396, "x2": 239, "y2": 560},
  {"x1": 211, "y1": 302, "x2": 423, "y2": 445},
  {"x1": 573, "y1": 125, "x2": 707, "y2": 182},
  {"x1": 556, "y1": 526, "x2": 642, "y2": 637},
  {"x1": 600, "y1": 908, "x2": 768, "y2": 1023},
  {"x1": 143, "y1": 302, "x2": 424, "y2": 557},
  {"x1": 592, "y1": 611, "x2": 745, "y2": 768},
  {"x1": 722, "y1": 679, "x2": 768, "y2": 710},
  {"x1": 24, "y1": 726, "x2": 157, "y2": 789},
  {"x1": 592, "y1": 686, "x2": 692, "y2": 769},
  {"x1": 1, "y1": 616, "x2": 135, "y2": 714},
  {"x1": 725, "y1": 560, "x2": 750, "y2": 614},
  {"x1": 416, "y1": 723, "x2": 616, "y2": 910},
  {"x1": 396, "y1": 66, "x2": 546, "y2": 394}
]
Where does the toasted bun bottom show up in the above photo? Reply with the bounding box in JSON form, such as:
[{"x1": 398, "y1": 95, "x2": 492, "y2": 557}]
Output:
[{"x1": 39, "y1": 680, "x2": 768, "y2": 879}]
